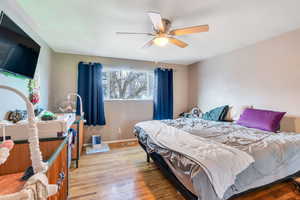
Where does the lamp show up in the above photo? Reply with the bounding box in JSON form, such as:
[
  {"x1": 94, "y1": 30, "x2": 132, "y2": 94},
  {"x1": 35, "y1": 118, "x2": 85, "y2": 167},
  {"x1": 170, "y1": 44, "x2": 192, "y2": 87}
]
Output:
[
  {"x1": 67, "y1": 93, "x2": 84, "y2": 118},
  {"x1": 153, "y1": 37, "x2": 169, "y2": 46}
]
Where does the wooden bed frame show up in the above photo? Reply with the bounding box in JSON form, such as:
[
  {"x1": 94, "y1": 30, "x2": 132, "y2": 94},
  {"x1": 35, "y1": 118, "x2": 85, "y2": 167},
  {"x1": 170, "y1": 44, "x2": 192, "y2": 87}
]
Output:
[{"x1": 138, "y1": 141, "x2": 300, "y2": 200}]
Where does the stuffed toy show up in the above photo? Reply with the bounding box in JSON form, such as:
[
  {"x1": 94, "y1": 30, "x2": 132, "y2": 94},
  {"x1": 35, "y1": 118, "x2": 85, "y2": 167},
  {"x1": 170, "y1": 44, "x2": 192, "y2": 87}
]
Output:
[
  {"x1": 179, "y1": 107, "x2": 202, "y2": 118},
  {"x1": 0, "y1": 125, "x2": 14, "y2": 164},
  {"x1": 7, "y1": 110, "x2": 27, "y2": 123}
]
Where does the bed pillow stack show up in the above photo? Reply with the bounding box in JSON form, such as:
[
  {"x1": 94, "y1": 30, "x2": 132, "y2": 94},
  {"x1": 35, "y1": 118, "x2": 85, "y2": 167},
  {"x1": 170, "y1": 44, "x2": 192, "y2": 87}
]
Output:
[
  {"x1": 202, "y1": 105, "x2": 229, "y2": 121},
  {"x1": 237, "y1": 108, "x2": 286, "y2": 132}
]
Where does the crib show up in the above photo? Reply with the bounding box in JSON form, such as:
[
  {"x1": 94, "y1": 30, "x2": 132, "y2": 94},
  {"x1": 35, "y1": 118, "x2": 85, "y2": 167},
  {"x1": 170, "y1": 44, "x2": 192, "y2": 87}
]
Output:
[{"x1": 0, "y1": 85, "x2": 58, "y2": 200}]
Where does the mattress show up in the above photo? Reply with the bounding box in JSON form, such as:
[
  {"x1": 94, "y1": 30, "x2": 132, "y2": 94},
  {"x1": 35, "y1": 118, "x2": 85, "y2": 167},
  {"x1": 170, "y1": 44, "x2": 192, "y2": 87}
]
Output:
[
  {"x1": 135, "y1": 118, "x2": 300, "y2": 200},
  {"x1": 2, "y1": 113, "x2": 76, "y2": 141},
  {"x1": 163, "y1": 157, "x2": 196, "y2": 195}
]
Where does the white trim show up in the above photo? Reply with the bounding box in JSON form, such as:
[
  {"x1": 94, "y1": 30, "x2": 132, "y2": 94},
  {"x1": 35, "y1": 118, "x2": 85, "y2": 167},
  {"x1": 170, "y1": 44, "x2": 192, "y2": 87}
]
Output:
[
  {"x1": 104, "y1": 99, "x2": 153, "y2": 102},
  {"x1": 106, "y1": 71, "x2": 110, "y2": 98},
  {"x1": 103, "y1": 66, "x2": 154, "y2": 73},
  {"x1": 104, "y1": 138, "x2": 138, "y2": 144},
  {"x1": 83, "y1": 138, "x2": 138, "y2": 147}
]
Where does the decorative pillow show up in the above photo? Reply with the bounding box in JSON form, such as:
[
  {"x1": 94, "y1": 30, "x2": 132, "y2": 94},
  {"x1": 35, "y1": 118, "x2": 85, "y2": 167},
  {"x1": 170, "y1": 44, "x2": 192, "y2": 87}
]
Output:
[
  {"x1": 237, "y1": 108, "x2": 286, "y2": 132},
  {"x1": 202, "y1": 105, "x2": 229, "y2": 121},
  {"x1": 225, "y1": 105, "x2": 253, "y2": 121}
]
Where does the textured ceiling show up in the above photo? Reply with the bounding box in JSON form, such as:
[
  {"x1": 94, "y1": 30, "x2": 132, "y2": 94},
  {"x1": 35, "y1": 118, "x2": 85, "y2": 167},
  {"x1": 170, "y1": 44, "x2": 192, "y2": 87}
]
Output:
[{"x1": 17, "y1": 0, "x2": 300, "y2": 65}]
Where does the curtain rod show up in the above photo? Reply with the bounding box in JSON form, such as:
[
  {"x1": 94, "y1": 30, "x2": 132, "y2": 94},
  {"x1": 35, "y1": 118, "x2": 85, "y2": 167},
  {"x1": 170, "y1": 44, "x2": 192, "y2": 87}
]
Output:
[
  {"x1": 156, "y1": 67, "x2": 175, "y2": 71},
  {"x1": 80, "y1": 61, "x2": 94, "y2": 64},
  {"x1": 80, "y1": 62, "x2": 177, "y2": 72}
]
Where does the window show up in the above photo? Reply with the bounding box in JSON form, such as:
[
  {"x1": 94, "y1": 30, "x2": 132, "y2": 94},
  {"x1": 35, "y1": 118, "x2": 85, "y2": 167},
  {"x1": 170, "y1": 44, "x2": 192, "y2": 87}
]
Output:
[{"x1": 102, "y1": 70, "x2": 154, "y2": 100}]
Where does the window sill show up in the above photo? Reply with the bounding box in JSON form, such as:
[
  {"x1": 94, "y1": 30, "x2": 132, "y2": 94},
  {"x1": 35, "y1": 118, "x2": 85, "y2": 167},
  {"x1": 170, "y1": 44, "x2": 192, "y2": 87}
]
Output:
[{"x1": 104, "y1": 99, "x2": 153, "y2": 102}]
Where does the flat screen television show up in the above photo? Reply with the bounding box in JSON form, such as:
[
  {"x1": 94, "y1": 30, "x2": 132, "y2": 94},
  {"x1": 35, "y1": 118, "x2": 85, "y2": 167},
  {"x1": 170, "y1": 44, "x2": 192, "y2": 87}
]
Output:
[{"x1": 0, "y1": 11, "x2": 40, "y2": 79}]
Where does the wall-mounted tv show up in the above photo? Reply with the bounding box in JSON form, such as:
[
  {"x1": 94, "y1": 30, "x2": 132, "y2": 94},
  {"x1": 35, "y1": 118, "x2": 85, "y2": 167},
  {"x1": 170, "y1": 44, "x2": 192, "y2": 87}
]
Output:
[{"x1": 0, "y1": 11, "x2": 40, "y2": 79}]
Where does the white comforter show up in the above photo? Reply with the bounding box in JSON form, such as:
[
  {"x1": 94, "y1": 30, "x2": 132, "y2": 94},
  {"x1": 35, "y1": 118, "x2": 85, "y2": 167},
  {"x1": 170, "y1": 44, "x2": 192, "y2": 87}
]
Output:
[{"x1": 136, "y1": 120, "x2": 254, "y2": 198}]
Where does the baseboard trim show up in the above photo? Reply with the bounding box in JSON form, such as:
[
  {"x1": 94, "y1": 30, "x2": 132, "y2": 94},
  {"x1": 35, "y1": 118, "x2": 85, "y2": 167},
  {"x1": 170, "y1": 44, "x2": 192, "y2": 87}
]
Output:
[
  {"x1": 83, "y1": 138, "x2": 138, "y2": 147},
  {"x1": 104, "y1": 138, "x2": 138, "y2": 144}
]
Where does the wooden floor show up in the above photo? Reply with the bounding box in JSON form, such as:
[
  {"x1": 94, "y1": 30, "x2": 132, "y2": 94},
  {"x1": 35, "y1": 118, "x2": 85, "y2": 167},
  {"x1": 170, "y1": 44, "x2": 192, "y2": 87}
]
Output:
[{"x1": 70, "y1": 145, "x2": 300, "y2": 200}]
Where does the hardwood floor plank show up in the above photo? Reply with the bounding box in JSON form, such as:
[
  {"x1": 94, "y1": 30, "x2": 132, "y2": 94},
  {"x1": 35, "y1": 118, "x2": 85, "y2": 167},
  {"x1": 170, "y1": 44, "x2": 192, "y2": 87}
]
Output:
[{"x1": 70, "y1": 145, "x2": 300, "y2": 200}]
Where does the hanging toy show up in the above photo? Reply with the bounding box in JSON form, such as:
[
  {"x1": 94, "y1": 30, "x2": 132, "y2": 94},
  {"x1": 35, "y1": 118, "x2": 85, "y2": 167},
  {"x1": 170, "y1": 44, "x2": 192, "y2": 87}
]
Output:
[{"x1": 0, "y1": 125, "x2": 14, "y2": 164}]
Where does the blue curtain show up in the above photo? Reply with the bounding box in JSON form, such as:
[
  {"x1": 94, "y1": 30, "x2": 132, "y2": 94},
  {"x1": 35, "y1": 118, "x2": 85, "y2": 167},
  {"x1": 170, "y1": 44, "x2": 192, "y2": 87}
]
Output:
[
  {"x1": 77, "y1": 62, "x2": 106, "y2": 126},
  {"x1": 153, "y1": 68, "x2": 173, "y2": 120}
]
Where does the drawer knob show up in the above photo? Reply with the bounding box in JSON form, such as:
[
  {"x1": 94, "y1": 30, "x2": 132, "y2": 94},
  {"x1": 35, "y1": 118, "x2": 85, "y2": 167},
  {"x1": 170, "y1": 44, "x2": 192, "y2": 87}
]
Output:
[
  {"x1": 57, "y1": 172, "x2": 65, "y2": 190},
  {"x1": 59, "y1": 172, "x2": 65, "y2": 180}
]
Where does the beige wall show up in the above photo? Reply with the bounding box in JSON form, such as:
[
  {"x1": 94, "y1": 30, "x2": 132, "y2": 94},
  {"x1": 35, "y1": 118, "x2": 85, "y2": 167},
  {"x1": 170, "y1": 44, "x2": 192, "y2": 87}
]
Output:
[
  {"x1": 50, "y1": 53, "x2": 189, "y2": 142},
  {"x1": 188, "y1": 28, "x2": 300, "y2": 132},
  {"x1": 0, "y1": 0, "x2": 54, "y2": 119}
]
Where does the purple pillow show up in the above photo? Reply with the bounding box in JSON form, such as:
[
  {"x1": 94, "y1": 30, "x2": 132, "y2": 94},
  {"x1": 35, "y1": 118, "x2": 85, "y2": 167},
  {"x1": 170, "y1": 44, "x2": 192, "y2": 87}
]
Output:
[{"x1": 237, "y1": 108, "x2": 286, "y2": 132}]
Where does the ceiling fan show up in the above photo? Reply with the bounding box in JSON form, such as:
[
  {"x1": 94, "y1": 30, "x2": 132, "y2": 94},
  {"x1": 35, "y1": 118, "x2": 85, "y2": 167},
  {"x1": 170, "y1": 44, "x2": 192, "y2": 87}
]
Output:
[{"x1": 116, "y1": 12, "x2": 209, "y2": 48}]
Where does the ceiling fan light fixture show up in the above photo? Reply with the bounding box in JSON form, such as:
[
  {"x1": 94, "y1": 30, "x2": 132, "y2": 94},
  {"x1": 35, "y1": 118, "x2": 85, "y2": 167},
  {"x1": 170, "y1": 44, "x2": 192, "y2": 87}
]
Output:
[
  {"x1": 153, "y1": 37, "x2": 169, "y2": 46},
  {"x1": 117, "y1": 12, "x2": 209, "y2": 49}
]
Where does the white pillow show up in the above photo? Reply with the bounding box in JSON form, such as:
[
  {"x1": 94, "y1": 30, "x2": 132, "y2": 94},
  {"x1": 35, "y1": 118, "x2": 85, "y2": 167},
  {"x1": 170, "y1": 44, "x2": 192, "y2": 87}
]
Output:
[{"x1": 225, "y1": 105, "x2": 253, "y2": 121}]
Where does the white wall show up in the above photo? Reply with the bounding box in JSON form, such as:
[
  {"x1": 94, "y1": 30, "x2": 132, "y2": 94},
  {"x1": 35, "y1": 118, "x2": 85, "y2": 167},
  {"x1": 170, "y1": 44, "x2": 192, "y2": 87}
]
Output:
[
  {"x1": 188, "y1": 28, "x2": 300, "y2": 132},
  {"x1": 50, "y1": 53, "x2": 189, "y2": 142},
  {"x1": 0, "y1": 0, "x2": 54, "y2": 119}
]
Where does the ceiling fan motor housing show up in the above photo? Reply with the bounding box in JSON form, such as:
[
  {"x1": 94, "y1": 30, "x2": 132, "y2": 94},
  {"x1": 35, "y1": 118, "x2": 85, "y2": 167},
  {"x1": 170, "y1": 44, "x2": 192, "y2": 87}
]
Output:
[{"x1": 153, "y1": 18, "x2": 171, "y2": 33}]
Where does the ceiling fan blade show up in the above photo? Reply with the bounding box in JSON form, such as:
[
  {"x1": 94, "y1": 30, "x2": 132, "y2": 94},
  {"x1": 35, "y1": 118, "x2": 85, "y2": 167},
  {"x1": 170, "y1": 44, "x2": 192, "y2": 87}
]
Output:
[
  {"x1": 116, "y1": 32, "x2": 154, "y2": 36},
  {"x1": 169, "y1": 25, "x2": 209, "y2": 36},
  {"x1": 169, "y1": 38, "x2": 188, "y2": 48},
  {"x1": 142, "y1": 39, "x2": 154, "y2": 49},
  {"x1": 148, "y1": 12, "x2": 165, "y2": 32}
]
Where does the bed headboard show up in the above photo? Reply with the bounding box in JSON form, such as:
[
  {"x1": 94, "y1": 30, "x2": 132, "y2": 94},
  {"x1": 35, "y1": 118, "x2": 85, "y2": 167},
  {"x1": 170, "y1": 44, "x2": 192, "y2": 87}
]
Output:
[{"x1": 280, "y1": 116, "x2": 300, "y2": 133}]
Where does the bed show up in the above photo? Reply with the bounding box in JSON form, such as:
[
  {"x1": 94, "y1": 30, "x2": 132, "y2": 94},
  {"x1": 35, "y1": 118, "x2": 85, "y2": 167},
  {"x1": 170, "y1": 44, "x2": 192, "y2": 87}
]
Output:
[{"x1": 134, "y1": 118, "x2": 300, "y2": 200}]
